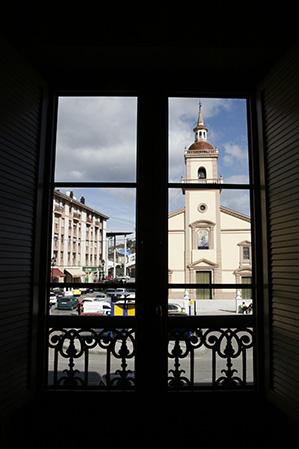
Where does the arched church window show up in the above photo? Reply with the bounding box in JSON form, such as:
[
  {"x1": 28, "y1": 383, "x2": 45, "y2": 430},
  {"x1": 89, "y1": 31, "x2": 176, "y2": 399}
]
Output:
[{"x1": 198, "y1": 167, "x2": 206, "y2": 179}]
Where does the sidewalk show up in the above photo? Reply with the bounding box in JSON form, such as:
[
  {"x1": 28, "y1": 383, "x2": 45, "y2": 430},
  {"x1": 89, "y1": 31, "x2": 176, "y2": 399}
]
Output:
[{"x1": 169, "y1": 299, "x2": 252, "y2": 315}]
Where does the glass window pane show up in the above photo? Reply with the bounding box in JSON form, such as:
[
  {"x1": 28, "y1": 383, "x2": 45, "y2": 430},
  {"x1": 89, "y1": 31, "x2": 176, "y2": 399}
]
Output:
[
  {"x1": 169, "y1": 97, "x2": 249, "y2": 184},
  {"x1": 48, "y1": 327, "x2": 135, "y2": 388},
  {"x1": 50, "y1": 187, "x2": 136, "y2": 288},
  {"x1": 168, "y1": 188, "x2": 251, "y2": 284},
  {"x1": 55, "y1": 97, "x2": 137, "y2": 182},
  {"x1": 168, "y1": 323, "x2": 254, "y2": 387},
  {"x1": 168, "y1": 288, "x2": 253, "y2": 316}
]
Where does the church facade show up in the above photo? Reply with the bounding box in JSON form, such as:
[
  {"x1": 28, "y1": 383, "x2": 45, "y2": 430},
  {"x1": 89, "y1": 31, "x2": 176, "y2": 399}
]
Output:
[{"x1": 168, "y1": 105, "x2": 252, "y2": 301}]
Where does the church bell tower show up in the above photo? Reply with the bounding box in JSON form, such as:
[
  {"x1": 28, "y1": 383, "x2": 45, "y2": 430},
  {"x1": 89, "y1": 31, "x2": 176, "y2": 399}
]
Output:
[{"x1": 183, "y1": 103, "x2": 223, "y2": 296}]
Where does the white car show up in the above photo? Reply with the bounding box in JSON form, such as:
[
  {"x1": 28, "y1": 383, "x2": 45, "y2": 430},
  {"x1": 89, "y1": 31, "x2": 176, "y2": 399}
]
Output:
[
  {"x1": 114, "y1": 288, "x2": 129, "y2": 298},
  {"x1": 81, "y1": 298, "x2": 111, "y2": 315},
  {"x1": 49, "y1": 294, "x2": 57, "y2": 306},
  {"x1": 168, "y1": 303, "x2": 187, "y2": 315}
]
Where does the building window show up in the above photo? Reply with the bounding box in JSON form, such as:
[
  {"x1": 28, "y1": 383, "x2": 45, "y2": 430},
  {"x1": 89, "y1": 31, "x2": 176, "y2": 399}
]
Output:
[
  {"x1": 45, "y1": 94, "x2": 257, "y2": 391},
  {"x1": 238, "y1": 241, "x2": 251, "y2": 266},
  {"x1": 243, "y1": 246, "x2": 250, "y2": 261}
]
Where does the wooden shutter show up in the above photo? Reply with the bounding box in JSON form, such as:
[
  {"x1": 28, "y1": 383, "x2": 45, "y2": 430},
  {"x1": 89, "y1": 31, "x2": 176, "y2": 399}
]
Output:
[
  {"x1": 0, "y1": 39, "x2": 45, "y2": 420},
  {"x1": 260, "y1": 44, "x2": 299, "y2": 418}
]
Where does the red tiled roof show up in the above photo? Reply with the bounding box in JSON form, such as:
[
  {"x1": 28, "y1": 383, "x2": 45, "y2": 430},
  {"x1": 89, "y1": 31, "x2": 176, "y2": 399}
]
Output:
[{"x1": 188, "y1": 141, "x2": 214, "y2": 151}]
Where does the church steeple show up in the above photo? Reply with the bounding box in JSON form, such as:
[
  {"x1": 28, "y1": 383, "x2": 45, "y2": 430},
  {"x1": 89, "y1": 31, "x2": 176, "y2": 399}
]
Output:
[
  {"x1": 187, "y1": 102, "x2": 214, "y2": 153},
  {"x1": 193, "y1": 102, "x2": 208, "y2": 142}
]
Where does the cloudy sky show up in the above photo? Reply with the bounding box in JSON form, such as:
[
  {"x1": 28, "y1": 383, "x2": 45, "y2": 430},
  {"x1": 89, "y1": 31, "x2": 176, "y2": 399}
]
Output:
[
  {"x1": 55, "y1": 96, "x2": 250, "y2": 232},
  {"x1": 169, "y1": 97, "x2": 250, "y2": 215}
]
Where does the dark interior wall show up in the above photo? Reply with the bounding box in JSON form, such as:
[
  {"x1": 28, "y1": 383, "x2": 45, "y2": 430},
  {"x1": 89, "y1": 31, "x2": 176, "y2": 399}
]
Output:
[
  {"x1": 260, "y1": 44, "x2": 299, "y2": 422},
  {"x1": 0, "y1": 38, "x2": 45, "y2": 440},
  {"x1": 0, "y1": 16, "x2": 298, "y2": 444}
]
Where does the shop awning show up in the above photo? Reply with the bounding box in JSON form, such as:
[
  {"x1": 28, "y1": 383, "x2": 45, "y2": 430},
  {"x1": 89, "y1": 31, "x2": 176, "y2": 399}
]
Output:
[
  {"x1": 64, "y1": 268, "x2": 85, "y2": 277},
  {"x1": 51, "y1": 268, "x2": 65, "y2": 277}
]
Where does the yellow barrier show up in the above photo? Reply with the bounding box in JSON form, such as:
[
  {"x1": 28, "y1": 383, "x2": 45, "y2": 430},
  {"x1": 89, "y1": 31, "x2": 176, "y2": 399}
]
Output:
[{"x1": 113, "y1": 301, "x2": 135, "y2": 316}]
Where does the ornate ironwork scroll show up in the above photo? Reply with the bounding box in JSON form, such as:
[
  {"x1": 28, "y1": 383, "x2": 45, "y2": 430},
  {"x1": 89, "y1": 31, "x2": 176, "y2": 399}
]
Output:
[
  {"x1": 48, "y1": 327, "x2": 135, "y2": 389},
  {"x1": 168, "y1": 327, "x2": 253, "y2": 389}
]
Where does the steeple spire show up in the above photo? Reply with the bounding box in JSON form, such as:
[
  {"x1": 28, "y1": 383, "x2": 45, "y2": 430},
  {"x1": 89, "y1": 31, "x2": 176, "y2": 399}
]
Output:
[
  {"x1": 193, "y1": 100, "x2": 208, "y2": 142},
  {"x1": 197, "y1": 101, "x2": 204, "y2": 127}
]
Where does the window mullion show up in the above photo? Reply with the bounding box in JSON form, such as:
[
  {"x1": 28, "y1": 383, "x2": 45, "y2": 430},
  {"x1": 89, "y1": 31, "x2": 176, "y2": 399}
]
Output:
[{"x1": 135, "y1": 93, "x2": 168, "y2": 392}]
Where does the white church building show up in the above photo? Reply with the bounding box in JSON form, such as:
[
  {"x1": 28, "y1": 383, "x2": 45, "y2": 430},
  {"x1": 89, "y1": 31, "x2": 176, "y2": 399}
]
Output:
[{"x1": 168, "y1": 105, "x2": 252, "y2": 303}]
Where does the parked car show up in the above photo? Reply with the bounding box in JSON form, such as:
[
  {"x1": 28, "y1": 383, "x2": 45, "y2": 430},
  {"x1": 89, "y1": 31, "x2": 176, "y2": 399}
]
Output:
[
  {"x1": 125, "y1": 290, "x2": 135, "y2": 299},
  {"x1": 114, "y1": 288, "x2": 130, "y2": 299},
  {"x1": 84, "y1": 292, "x2": 109, "y2": 301},
  {"x1": 49, "y1": 294, "x2": 57, "y2": 306},
  {"x1": 57, "y1": 295, "x2": 78, "y2": 310},
  {"x1": 72, "y1": 289, "x2": 81, "y2": 297},
  {"x1": 105, "y1": 288, "x2": 115, "y2": 296},
  {"x1": 93, "y1": 292, "x2": 108, "y2": 300},
  {"x1": 168, "y1": 303, "x2": 187, "y2": 315},
  {"x1": 80, "y1": 298, "x2": 111, "y2": 315},
  {"x1": 114, "y1": 275, "x2": 130, "y2": 283},
  {"x1": 64, "y1": 290, "x2": 74, "y2": 297}
]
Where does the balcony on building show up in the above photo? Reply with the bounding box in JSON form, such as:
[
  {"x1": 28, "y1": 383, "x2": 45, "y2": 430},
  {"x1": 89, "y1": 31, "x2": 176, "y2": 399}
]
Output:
[
  {"x1": 54, "y1": 204, "x2": 64, "y2": 214},
  {"x1": 181, "y1": 176, "x2": 224, "y2": 184},
  {"x1": 73, "y1": 211, "x2": 81, "y2": 221}
]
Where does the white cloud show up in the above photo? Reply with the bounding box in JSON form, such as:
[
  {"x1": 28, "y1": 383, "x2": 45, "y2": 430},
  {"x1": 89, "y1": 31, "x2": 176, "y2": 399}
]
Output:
[
  {"x1": 224, "y1": 174, "x2": 249, "y2": 184},
  {"x1": 55, "y1": 97, "x2": 249, "y2": 227},
  {"x1": 55, "y1": 97, "x2": 137, "y2": 182},
  {"x1": 222, "y1": 142, "x2": 248, "y2": 167},
  {"x1": 169, "y1": 98, "x2": 234, "y2": 181}
]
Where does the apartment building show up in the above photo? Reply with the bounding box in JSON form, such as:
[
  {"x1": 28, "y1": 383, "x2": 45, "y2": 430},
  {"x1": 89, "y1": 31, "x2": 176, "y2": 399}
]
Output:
[{"x1": 51, "y1": 190, "x2": 108, "y2": 282}]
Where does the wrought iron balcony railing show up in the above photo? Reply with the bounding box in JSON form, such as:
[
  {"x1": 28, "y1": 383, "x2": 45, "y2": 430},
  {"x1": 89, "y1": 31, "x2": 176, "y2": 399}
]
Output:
[
  {"x1": 167, "y1": 316, "x2": 254, "y2": 389},
  {"x1": 48, "y1": 315, "x2": 254, "y2": 390}
]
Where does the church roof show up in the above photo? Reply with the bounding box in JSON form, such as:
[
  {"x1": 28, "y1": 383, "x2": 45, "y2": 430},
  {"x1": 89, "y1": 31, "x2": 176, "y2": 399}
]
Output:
[
  {"x1": 168, "y1": 207, "x2": 185, "y2": 218},
  {"x1": 188, "y1": 140, "x2": 214, "y2": 152},
  {"x1": 220, "y1": 206, "x2": 251, "y2": 222}
]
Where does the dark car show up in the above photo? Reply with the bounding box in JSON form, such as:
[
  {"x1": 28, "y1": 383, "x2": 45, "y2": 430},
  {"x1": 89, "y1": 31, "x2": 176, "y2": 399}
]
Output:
[
  {"x1": 105, "y1": 288, "x2": 116, "y2": 300},
  {"x1": 56, "y1": 295, "x2": 78, "y2": 310}
]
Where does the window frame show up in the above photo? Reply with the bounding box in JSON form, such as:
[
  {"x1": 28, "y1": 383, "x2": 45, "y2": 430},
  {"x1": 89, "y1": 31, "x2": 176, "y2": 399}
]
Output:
[{"x1": 37, "y1": 91, "x2": 263, "y2": 393}]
